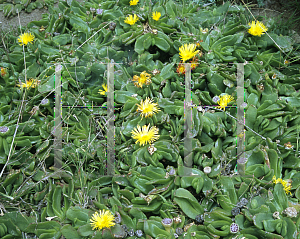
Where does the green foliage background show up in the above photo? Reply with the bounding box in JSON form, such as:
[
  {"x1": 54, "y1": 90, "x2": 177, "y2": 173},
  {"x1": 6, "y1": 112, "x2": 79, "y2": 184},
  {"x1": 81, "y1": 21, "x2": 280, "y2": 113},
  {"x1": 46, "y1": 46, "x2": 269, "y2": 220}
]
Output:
[{"x1": 0, "y1": 0, "x2": 300, "y2": 238}]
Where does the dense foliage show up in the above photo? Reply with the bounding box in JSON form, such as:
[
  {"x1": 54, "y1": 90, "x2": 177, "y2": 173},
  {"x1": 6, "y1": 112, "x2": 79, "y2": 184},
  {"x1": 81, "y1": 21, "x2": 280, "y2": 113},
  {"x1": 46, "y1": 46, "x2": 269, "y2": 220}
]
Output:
[{"x1": 0, "y1": 0, "x2": 300, "y2": 238}]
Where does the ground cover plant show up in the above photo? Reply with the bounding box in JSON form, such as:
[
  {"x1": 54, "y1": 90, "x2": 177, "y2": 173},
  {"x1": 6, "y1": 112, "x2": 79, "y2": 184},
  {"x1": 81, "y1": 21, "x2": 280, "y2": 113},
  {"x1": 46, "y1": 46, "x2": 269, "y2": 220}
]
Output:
[{"x1": 0, "y1": 0, "x2": 300, "y2": 238}]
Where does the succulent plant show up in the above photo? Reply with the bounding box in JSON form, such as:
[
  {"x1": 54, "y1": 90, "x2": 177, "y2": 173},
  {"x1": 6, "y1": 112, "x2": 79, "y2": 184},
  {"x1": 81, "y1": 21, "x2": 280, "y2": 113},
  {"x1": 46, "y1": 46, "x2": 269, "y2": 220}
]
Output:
[{"x1": 0, "y1": 0, "x2": 300, "y2": 238}]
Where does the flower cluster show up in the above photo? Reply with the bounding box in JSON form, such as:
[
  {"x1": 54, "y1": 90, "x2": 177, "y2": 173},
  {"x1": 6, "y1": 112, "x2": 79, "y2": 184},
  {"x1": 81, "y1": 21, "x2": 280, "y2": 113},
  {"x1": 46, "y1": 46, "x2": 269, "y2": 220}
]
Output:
[
  {"x1": 272, "y1": 176, "x2": 292, "y2": 195},
  {"x1": 132, "y1": 71, "x2": 152, "y2": 88}
]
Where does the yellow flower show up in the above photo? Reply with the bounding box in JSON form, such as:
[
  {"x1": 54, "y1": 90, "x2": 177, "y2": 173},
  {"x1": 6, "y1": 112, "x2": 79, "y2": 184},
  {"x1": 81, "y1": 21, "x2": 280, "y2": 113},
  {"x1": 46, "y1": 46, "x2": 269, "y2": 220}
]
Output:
[
  {"x1": 248, "y1": 21, "x2": 268, "y2": 37},
  {"x1": 18, "y1": 32, "x2": 35, "y2": 46},
  {"x1": 284, "y1": 142, "x2": 294, "y2": 149},
  {"x1": 190, "y1": 56, "x2": 198, "y2": 70},
  {"x1": 176, "y1": 63, "x2": 185, "y2": 75},
  {"x1": 124, "y1": 14, "x2": 139, "y2": 25},
  {"x1": 17, "y1": 78, "x2": 40, "y2": 89},
  {"x1": 179, "y1": 43, "x2": 199, "y2": 62},
  {"x1": 152, "y1": 11, "x2": 161, "y2": 21},
  {"x1": 90, "y1": 210, "x2": 115, "y2": 231},
  {"x1": 272, "y1": 176, "x2": 292, "y2": 195},
  {"x1": 136, "y1": 97, "x2": 160, "y2": 118},
  {"x1": 1, "y1": 67, "x2": 8, "y2": 78},
  {"x1": 129, "y1": 0, "x2": 139, "y2": 5},
  {"x1": 131, "y1": 124, "x2": 160, "y2": 146},
  {"x1": 202, "y1": 28, "x2": 208, "y2": 34},
  {"x1": 99, "y1": 84, "x2": 108, "y2": 95},
  {"x1": 284, "y1": 60, "x2": 289, "y2": 64},
  {"x1": 216, "y1": 94, "x2": 234, "y2": 111},
  {"x1": 132, "y1": 71, "x2": 151, "y2": 88}
]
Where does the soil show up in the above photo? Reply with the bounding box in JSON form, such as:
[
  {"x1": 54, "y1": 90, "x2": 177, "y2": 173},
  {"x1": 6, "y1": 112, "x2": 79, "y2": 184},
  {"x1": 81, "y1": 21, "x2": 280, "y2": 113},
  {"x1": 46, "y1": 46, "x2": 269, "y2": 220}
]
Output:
[{"x1": 0, "y1": 0, "x2": 84, "y2": 32}]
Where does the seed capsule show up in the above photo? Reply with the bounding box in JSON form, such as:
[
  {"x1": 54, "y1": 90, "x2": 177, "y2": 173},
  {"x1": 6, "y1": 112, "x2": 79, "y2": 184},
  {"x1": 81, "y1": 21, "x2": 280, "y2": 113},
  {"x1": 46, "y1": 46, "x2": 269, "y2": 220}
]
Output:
[
  {"x1": 121, "y1": 224, "x2": 128, "y2": 233},
  {"x1": 173, "y1": 215, "x2": 182, "y2": 224},
  {"x1": 114, "y1": 212, "x2": 121, "y2": 224},
  {"x1": 135, "y1": 229, "x2": 143, "y2": 237},
  {"x1": 128, "y1": 229, "x2": 134, "y2": 236},
  {"x1": 175, "y1": 228, "x2": 183, "y2": 235},
  {"x1": 184, "y1": 222, "x2": 194, "y2": 232},
  {"x1": 203, "y1": 166, "x2": 211, "y2": 174},
  {"x1": 230, "y1": 223, "x2": 239, "y2": 233},
  {"x1": 0, "y1": 126, "x2": 9, "y2": 134},
  {"x1": 161, "y1": 218, "x2": 173, "y2": 228},
  {"x1": 195, "y1": 214, "x2": 204, "y2": 224},
  {"x1": 151, "y1": 69, "x2": 160, "y2": 75},
  {"x1": 240, "y1": 198, "x2": 248, "y2": 206},
  {"x1": 273, "y1": 211, "x2": 280, "y2": 219},
  {"x1": 109, "y1": 22, "x2": 116, "y2": 31},
  {"x1": 283, "y1": 207, "x2": 297, "y2": 218},
  {"x1": 231, "y1": 207, "x2": 240, "y2": 216}
]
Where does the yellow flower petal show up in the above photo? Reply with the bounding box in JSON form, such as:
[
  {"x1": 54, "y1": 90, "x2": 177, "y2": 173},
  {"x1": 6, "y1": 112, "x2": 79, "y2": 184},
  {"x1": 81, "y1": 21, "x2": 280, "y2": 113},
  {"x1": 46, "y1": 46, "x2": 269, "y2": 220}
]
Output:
[
  {"x1": 152, "y1": 11, "x2": 161, "y2": 21},
  {"x1": 124, "y1": 14, "x2": 139, "y2": 25},
  {"x1": 216, "y1": 94, "x2": 234, "y2": 111},
  {"x1": 136, "y1": 97, "x2": 160, "y2": 118},
  {"x1": 17, "y1": 78, "x2": 40, "y2": 89},
  {"x1": 248, "y1": 20, "x2": 268, "y2": 37},
  {"x1": 90, "y1": 210, "x2": 115, "y2": 231},
  {"x1": 18, "y1": 32, "x2": 35, "y2": 46},
  {"x1": 179, "y1": 43, "x2": 199, "y2": 62},
  {"x1": 132, "y1": 71, "x2": 151, "y2": 88},
  {"x1": 99, "y1": 83, "x2": 108, "y2": 95},
  {"x1": 129, "y1": 0, "x2": 139, "y2": 5},
  {"x1": 131, "y1": 124, "x2": 160, "y2": 146}
]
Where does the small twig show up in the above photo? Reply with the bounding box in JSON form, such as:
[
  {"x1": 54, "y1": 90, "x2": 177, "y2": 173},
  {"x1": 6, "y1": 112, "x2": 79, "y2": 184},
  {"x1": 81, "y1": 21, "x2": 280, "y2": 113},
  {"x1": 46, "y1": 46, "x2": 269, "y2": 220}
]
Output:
[{"x1": 75, "y1": 22, "x2": 111, "y2": 52}]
